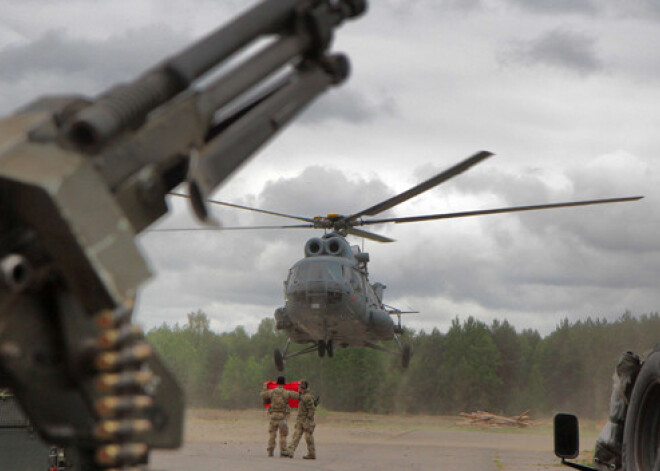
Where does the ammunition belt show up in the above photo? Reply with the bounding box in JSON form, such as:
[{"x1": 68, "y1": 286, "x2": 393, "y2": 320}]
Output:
[{"x1": 91, "y1": 303, "x2": 155, "y2": 470}]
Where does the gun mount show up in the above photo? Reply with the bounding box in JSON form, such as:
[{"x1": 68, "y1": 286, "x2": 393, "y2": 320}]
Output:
[{"x1": 0, "y1": 0, "x2": 367, "y2": 469}]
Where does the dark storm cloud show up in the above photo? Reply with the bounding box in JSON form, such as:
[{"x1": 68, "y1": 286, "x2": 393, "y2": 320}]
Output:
[
  {"x1": 501, "y1": 28, "x2": 604, "y2": 76},
  {"x1": 505, "y1": 0, "x2": 596, "y2": 15},
  {"x1": 0, "y1": 27, "x2": 189, "y2": 85}
]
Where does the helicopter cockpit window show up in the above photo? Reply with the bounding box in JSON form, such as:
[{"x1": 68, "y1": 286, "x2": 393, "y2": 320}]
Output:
[
  {"x1": 290, "y1": 262, "x2": 344, "y2": 284},
  {"x1": 327, "y1": 263, "x2": 344, "y2": 283}
]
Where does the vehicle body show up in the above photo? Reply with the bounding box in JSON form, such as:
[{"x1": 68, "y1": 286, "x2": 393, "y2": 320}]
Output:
[
  {"x1": 554, "y1": 347, "x2": 660, "y2": 471},
  {"x1": 0, "y1": 392, "x2": 73, "y2": 471}
]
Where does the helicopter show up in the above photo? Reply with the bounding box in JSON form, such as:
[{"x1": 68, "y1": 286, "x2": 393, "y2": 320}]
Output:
[{"x1": 165, "y1": 150, "x2": 642, "y2": 371}]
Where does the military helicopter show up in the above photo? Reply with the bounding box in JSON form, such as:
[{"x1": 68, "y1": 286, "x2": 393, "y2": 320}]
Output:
[{"x1": 165, "y1": 150, "x2": 642, "y2": 371}]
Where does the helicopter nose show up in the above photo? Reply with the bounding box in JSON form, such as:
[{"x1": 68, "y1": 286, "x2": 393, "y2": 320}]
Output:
[{"x1": 289, "y1": 281, "x2": 343, "y2": 307}]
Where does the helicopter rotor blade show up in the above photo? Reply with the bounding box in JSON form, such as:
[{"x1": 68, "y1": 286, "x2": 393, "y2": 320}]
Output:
[
  {"x1": 345, "y1": 227, "x2": 396, "y2": 243},
  {"x1": 359, "y1": 196, "x2": 644, "y2": 225},
  {"x1": 346, "y1": 150, "x2": 494, "y2": 222},
  {"x1": 148, "y1": 224, "x2": 316, "y2": 232},
  {"x1": 168, "y1": 192, "x2": 318, "y2": 224}
]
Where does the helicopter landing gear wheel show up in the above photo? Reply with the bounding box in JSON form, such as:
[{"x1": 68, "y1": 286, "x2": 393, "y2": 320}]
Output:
[
  {"x1": 317, "y1": 340, "x2": 326, "y2": 358},
  {"x1": 327, "y1": 340, "x2": 334, "y2": 358},
  {"x1": 401, "y1": 344, "x2": 412, "y2": 369},
  {"x1": 274, "y1": 348, "x2": 285, "y2": 372},
  {"x1": 623, "y1": 350, "x2": 660, "y2": 471}
]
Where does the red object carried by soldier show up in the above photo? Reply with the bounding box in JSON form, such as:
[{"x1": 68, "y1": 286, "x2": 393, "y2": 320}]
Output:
[{"x1": 264, "y1": 381, "x2": 299, "y2": 408}]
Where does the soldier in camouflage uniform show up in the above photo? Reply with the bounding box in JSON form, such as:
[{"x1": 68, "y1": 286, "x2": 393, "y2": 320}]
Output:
[
  {"x1": 284, "y1": 379, "x2": 317, "y2": 460},
  {"x1": 261, "y1": 376, "x2": 297, "y2": 457}
]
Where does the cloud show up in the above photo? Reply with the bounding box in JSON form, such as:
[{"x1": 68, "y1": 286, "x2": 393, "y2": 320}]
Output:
[
  {"x1": 298, "y1": 86, "x2": 398, "y2": 126},
  {"x1": 379, "y1": 0, "x2": 484, "y2": 15},
  {"x1": 367, "y1": 151, "x2": 659, "y2": 334},
  {"x1": 2, "y1": 0, "x2": 656, "y2": 339},
  {"x1": 501, "y1": 28, "x2": 604, "y2": 76},
  {"x1": 0, "y1": 27, "x2": 189, "y2": 84},
  {"x1": 505, "y1": 0, "x2": 597, "y2": 15},
  {"x1": 137, "y1": 156, "x2": 660, "y2": 337},
  {"x1": 255, "y1": 166, "x2": 395, "y2": 218},
  {"x1": 503, "y1": 0, "x2": 660, "y2": 19},
  {"x1": 0, "y1": 26, "x2": 192, "y2": 114},
  {"x1": 603, "y1": 1, "x2": 660, "y2": 21},
  {"x1": 137, "y1": 166, "x2": 397, "y2": 328}
]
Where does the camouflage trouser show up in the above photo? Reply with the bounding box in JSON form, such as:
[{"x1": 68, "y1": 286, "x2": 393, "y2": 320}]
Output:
[
  {"x1": 267, "y1": 416, "x2": 289, "y2": 453},
  {"x1": 288, "y1": 421, "x2": 315, "y2": 456}
]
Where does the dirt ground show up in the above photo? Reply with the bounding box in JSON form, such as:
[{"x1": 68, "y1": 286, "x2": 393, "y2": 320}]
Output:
[{"x1": 150, "y1": 409, "x2": 594, "y2": 471}]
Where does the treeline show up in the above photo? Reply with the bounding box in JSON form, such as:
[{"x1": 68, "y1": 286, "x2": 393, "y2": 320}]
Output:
[{"x1": 146, "y1": 311, "x2": 660, "y2": 418}]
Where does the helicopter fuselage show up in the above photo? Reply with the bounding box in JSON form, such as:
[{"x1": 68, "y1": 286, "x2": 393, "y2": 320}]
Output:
[{"x1": 274, "y1": 236, "x2": 395, "y2": 348}]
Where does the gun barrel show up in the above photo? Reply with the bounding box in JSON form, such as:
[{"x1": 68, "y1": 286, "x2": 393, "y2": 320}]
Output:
[
  {"x1": 164, "y1": 0, "x2": 366, "y2": 86},
  {"x1": 197, "y1": 35, "x2": 310, "y2": 121},
  {"x1": 67, "y1": 0, "x2": 366, "y2": 151},
  {"x1": 166, "y1": 0, "x2": 301, "y2": 85},
  {"x1": 189, "y1": 55, "x2": 349, "y2": 219}
]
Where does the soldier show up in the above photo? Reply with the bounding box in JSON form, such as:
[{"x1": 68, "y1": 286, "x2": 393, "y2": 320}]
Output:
[
  {"x1": 261, "y1": 376, "x2": 297, "y2": 457},
  {"x1": 284, "y1": 379, "x2": 317, "y2": 460}
]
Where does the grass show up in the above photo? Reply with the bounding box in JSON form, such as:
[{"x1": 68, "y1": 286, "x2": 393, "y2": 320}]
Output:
[{"x1": 494, "y1": 452, "x2": 505, "y2": 471}]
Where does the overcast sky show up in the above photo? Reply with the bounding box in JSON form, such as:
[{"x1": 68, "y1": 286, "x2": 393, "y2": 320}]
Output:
[{"x1": 1, "y1": 0, "x2": 659, "y2": 336}]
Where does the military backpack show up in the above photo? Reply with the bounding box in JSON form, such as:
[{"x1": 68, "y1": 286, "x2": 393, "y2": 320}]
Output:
[{"x1": 270, "y1": 387, "x2": 286, "y2": 412}]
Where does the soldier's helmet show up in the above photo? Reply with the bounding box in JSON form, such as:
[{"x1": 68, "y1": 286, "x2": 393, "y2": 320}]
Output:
[
  {"x1": 299, "y1": 379, "x2": 309, "y2": 390},
  {"x1": 277, "y1": 376, "x2": 286, "y2": 385}
]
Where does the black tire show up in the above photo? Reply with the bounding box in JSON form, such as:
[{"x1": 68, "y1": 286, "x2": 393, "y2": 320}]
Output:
[
  {"x1": 401, "y1": 344, "x2": 412, "y2": 369},
  {"x1": 327, "y1": 340, "x2": 334, "y2": 358},
  {"x1": 623, "y1": 350, "x2": 660, "y2": 471},
  {"x1": 318, "y1": 340, "x2": 326, "y2": 358},
  {"x1": 274, "y1": 348, "x2": 285, "y2": 372}
]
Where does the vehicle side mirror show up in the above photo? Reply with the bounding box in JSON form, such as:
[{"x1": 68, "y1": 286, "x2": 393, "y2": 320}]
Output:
[{"x1": 554, "y1": 413, "x2": 579, "y2": 459}]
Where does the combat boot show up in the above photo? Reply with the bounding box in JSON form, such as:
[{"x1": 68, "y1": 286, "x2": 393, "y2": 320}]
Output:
[
  {"x1": 281, "y1": 451, "x2": 293, "y2": 458},
  {"x1": 303, "y1": 454, "x2": 316, "y2": 460},
  {"x1": 267, "y1": 448, "x2": 274, "y2": 457}
]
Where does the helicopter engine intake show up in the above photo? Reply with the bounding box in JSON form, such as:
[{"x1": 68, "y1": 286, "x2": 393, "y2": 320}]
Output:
[
  {"x1": 304, "y1": 237, "x2": 325, "y2": 257},
  {"x1": 324, "y1": 237, "x2": 345, "y2": 255}
]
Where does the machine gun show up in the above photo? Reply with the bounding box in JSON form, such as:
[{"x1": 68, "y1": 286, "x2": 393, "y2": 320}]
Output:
[{"x1": 0, "y1": 0, "x2": 367, "y2": 468}]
